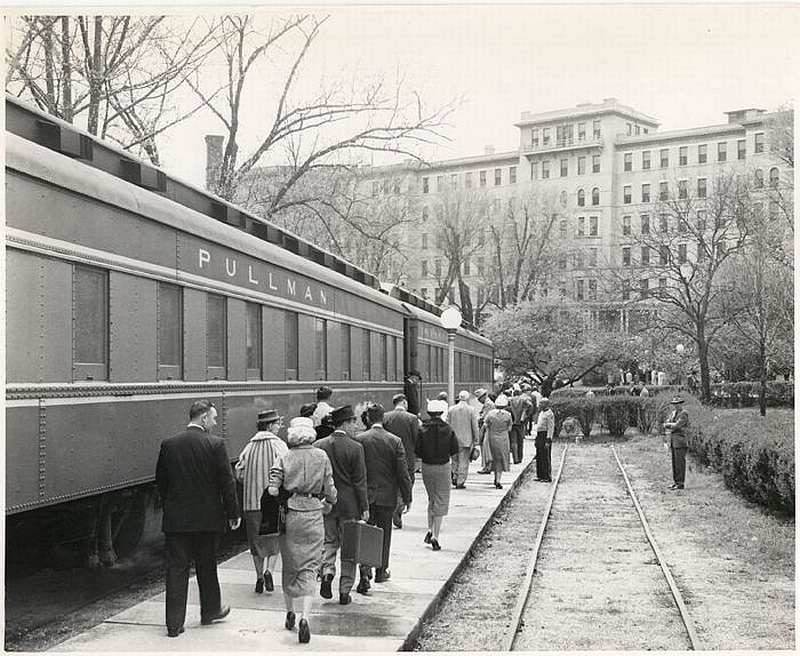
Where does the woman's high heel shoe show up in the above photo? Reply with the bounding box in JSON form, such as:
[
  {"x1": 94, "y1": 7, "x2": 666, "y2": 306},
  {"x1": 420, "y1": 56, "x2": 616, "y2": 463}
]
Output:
[
  {"x1": 298, "y1": 618, "x2": 311, "y2": 643},
  {"x1": 494, "y1": 482, "x2": 503, "y2": 489},
  {"x1": 285, "y1": 611, "x2": 296, "y2": 630}
]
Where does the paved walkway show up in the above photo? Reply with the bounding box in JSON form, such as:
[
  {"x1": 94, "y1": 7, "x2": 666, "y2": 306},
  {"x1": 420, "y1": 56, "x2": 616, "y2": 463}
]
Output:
[{"x1": 55, "y1": 440, "x2": 536, "y2": 652}]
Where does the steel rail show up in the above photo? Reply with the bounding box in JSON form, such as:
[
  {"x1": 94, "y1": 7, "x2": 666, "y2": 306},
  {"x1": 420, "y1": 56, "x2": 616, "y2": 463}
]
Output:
[
  {"x1": 611, "y1": 444, "x2": 702, "y2": 651},
  {"x1": 501, "y1": 444, "x2": 569, "y2": 652}
]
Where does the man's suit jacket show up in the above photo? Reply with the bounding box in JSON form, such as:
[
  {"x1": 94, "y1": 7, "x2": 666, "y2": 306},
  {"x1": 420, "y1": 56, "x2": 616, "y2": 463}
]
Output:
[
  {"x1": 447, "y1": 401, "x2": 480, "y2": 448},
  {"x1": 315, "y1": 430, "x2": 368, "y2": 519},
  {"x1": 354, "y1": 425, "x2": 413, "y2": 507},
  {"x1": 667, "y1": 408, "x2": 690, "y2": 449},
  {"x1": 156, "y1": 426, "x2": 239, "y2": 533},
  {"x1": 509, "y1": 395, "x2": 532, "y2": 426},
  {"x1": 383, "y1": 407, "x2": 420, "y2": 476}
]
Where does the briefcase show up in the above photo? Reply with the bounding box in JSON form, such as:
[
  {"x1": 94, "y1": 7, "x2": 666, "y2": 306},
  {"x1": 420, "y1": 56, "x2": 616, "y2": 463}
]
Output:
[{"x1": 341, "y1": 520, "x2": 383, "y2": 568}]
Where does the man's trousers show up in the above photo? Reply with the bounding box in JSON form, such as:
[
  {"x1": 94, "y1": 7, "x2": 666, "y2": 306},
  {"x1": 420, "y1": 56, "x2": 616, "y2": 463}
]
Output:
[{"x1": 164, "y1": 531, "x2": 221, "y2": 631}]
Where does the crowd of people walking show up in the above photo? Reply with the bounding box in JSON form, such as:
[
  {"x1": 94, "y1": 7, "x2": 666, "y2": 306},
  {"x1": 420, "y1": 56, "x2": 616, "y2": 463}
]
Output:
[{"x1": 155, "y1": 383, "x2": 551, "y2": 643}]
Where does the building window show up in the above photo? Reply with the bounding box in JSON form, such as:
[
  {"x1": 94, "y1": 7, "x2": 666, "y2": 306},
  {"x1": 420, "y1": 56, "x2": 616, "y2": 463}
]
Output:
[
  {"x1": 510, "y1": 166, "x2": 517, "y2": 184},
  {"x1": 754, "y1": 169, "x2": 764, "y2": 188},
  {"x1": 641, "y1": 246, "x2": 650, "y2": 266},
  {"x1": 624, "y1": 153, "x2": 632, "y2": 171},
  {"x1": 206, "y1": 293, "x2": 227, "y2": 379},
  {"x1": 478, "y1": 256, "x2": 485, "y2": 274},
  {"x1": 542, "y1": 161, "x2": 550, "y2": 179},
  {"x1": 678, "y1": 180, "x2": 687, "y2": 199},
  {"x1": 659, "y1": 181, "x2": 668, "y2": 201},
  {"x1": 623, "y1": 185, "x2": 631, "y2": 204},
  {"x1": 697, "y1": 210, "x2": 707, "y2": 232},
  {"x1": 422, "y1": 177, "x2": 429, "y2": 194},
  {"x1": 531, "y1": 128, "x2": 539, "y2": 146},
  {"x1": 421, "y1": 260, "x2": 428, "y2": 277},
  {"x1": 422, "y1": 233, "x2": 429, "y2": 250},
  {"x1": 679, "y1": 146, "x2": 688, "y2": 166},
  {"x1": 659, "y1": 214, "x2": 669, "y2": 233},
  {"x1": 642, "y1": 150, "x2": 651, "y2": 170},
  {"x1": 737, "y1": 139, "x2": 746, "y2": 160},
  {"x1": 450, "y1": 173, "x2": 458, "y2": 187},
  {"x1": 434, "y1": 259, "x2": 442, "y2": 277},
  {"x1": 589, "y1": 279, "x2": 597, "y2": 300},
  {"x1": 577, "y1": 216, "x2": 586, "y2": 237},
  {"x1": 577, "y1": 189, "x2": 586, "y2": 206},
  {"x1": 393, "y1": 178, "x2": 400, "y2": 194},
  {"x1": 578, "y1": 122, "x2": 586, "y2": 140},
  {"x1": 678, "y1": 243, "x2": 687, "y2": 264},
  {"x1": 494, "y1": 168, "x2": 502, "y2": 186},
  {"x1": 622, "y1": 215, "x2": 631, "y2": 236},
  {"x1": 592, "y1": 154, "x2": 601, "y2": 173},
  {"x1": 659, "y1": 277, "x2": 667, "y2": 291},
  {"x1": 246, "y1": 302, "x2": 262, "y2": 379},
  {"x1": 543, "y1": 127, "x2": 551, "y2": 145},
  {"x1": 698, "y1": 144, "x2": 707, "y2": 164},
  {"x1": 718, "y1": 142, "x2": 727, "y2": 162},
  {"x1": 591, "y1": 187, "x2": 600, "y2": 205},
  {"x1": 659, "y1": 245, "x2": 669, "y2": 265},
  {"x1": 622, "y1": 280, "x2": 631, "y2": 301},
  {"x1": 73, "y1": 265, "x2": 108, "y2": 381},
  {"x1": 641, "y1": 213, "x2": 650, "y2": 234},
  {"x1": 588, "y1": 247, "x2": 598, "y2": 267},
  {"x1": 635, "y1": 125, "x2": 641, "y2": 135},
  {"x1": 660, "y1": 148, "x2": 669, "y2": 168},
  {"x1": 578, "y1": 156, "x2": 586, "y2": 175},
  {"x1": 697, "y1": 178, "x2": 707, "y2": 198},
  {"x1": 558, "y1": 255, "x2": 567, "y2": 270},
  {"x1": 465, "y1": 172, "x2": 473, "y2": 188},
  {"x1": 530, "y1": 162, "x2": 537, "y2": 179},
  {"x1": 755, "y1": 132, "x2": 764, "y2": 153},
  {"x1": 576, "y1": 279, "x2": 585, "y2": 301},
  {"x1": 641, "y1": 183, "x2": 650, "y2": 203},
  {"x1": 639, "y1": 278, "x2": 649, "y2": 299},
  {"x1": 284, "y1": 310, "x2": 298, "y2": 380},
  {"x1": 622, "y1": 246, "x2": 631, "y2": 266},
  {"x1": 372, "y1": 181, "x2": 380, "y2": 196},
  {"x1": 769, "y1": 167, "x2": 780, "y2": 186},
  {"x1": 769, "y1": 200, "x2": 779, "y2": 219},
  {"x1": 678, "y1": 218, "x2": 688, "y2": 233},
  {"x1": 314, "y1": 318, "x2": 327, "y2": 379},
  {"x1": 436, "y1": 175, "x2": 444, "y2": 192},
  {"x1": 696, "y1": 241, "x2": 706, "y2": 262},
  {"x1": 593, "y1": 120, "x2": 601, "y2": 138},
  {"x1": 627, "y1": 122, "x2": 632, "y2": 135},
  {"x1": 560, "y1": 159, "x2": 568, "y2": 177},
  {"x1": 559, "y1": 220, "x2": 568, "y2": 239},
  {"x1": 589, "y1": 216, "x2": 599, "y2": 236}
]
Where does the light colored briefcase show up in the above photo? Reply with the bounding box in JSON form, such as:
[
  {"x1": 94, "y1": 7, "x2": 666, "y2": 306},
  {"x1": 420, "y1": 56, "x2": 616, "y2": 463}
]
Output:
[{"x1": 341, "y1": 520, "x2": 383, "y2": 567}]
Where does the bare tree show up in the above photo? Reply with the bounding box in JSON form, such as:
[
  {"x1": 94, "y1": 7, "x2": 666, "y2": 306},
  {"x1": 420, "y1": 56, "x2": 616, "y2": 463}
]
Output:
[
  {"x1": 6, "y1": 14, "x2": 219, "y2": 163},
  {"x1": 763, "y1": 106, "x2": 794, "y2": 270}
]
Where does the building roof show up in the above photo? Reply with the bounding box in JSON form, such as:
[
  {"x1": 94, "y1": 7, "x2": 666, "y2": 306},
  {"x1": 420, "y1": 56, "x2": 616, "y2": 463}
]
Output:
[
  {"x1": 515, "y1": 98, "x2": 660, "y2": 128},
  {"x1": 614, "y1": 122, "x2": 749, "y2": 148}
]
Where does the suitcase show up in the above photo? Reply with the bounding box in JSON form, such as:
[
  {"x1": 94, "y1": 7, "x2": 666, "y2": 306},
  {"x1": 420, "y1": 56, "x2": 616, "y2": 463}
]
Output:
[{"x1": 341, "y1": 520, "x2": 383, "y2": 568}]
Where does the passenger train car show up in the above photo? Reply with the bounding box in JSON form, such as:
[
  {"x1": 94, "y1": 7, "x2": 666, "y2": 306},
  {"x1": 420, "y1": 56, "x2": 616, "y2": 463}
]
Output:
[{"x1": 5, "y1": 96, "x2": 493, "y2": 565}]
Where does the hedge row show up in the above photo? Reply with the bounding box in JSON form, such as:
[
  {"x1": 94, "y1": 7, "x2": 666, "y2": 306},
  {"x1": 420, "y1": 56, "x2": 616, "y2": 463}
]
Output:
[
  {"x1": 549, "y1": 394, "x2": 795, "y2": 515},
  {"x1": 708, "y1": 381, "x2": 794, "y2": 408}
]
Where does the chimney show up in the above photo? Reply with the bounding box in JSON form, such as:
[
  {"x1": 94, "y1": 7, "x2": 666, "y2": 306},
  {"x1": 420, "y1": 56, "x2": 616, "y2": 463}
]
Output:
[
  {"x1": 205, "y1": 135, "x2": 225, "y2": 192},
  {"x1": 484, "y1": 144, "x2": 496, "y2": 155}
]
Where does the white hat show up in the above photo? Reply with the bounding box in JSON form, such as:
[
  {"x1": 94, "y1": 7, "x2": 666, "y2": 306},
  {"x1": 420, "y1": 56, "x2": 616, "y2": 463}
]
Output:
[
  {"x1": 495, "y1": 394, "x2": 509, "y2": 407},
  {"x1": 427, "y1": 399, "x2": 448, "y2": 414},
  {"x1": 458, "y1": 390, "x2": 470, "y2": 401},
  {"x1": 513, "y1": 383, "x2": 521, "y2": 392},
  {"x1": 290, "y1": 416, "x2": 314, "y2": 429}
]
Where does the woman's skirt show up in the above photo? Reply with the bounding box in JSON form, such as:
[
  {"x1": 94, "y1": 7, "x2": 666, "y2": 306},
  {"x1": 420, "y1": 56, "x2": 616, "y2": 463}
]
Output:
[
  {"x1": 489, "y1": 432, "x2": 511, "y2": 473},
  {"x1": 421, "y1": 462, "x2": 452, "y2": 517},
  {"x1": 280, "y1": 509, "x2": 324, "y2": 598},
  {"x1": 244, "y1": 510, "x2": 280, "y2": 560}
]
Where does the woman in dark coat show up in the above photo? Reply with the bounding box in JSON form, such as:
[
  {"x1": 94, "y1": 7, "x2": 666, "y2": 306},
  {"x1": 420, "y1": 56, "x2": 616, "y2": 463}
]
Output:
[{"x1": 415, "y1": 399, "x2": 458, "y2": 551}]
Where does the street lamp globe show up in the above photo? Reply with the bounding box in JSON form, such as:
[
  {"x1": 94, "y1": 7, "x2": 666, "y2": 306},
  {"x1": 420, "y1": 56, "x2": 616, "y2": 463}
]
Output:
[
  {"x1": 676, "y1": 343, "x2": 685, "y2": 355},
  {"x1": 440, "y1": 306, "x2": 463, "y2": 331}
]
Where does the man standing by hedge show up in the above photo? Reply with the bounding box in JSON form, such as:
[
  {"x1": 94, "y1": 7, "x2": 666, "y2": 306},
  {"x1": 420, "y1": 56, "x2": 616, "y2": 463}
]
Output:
[{"x1": 664, "y1": 396, "x2": 690, "y2": 490}]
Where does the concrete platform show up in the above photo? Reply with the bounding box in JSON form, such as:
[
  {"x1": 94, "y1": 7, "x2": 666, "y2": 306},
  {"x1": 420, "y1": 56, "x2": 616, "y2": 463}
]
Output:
[{"x1": 55, "y1": 440, "x2": 536, "y2": 652}]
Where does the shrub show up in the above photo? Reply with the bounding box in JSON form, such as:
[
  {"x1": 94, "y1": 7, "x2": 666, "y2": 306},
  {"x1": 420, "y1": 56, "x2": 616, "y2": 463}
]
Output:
[
  {"x1": 708, "y1": 381, "x2": 794, "y2": 408},
  {"x1": 598, "y1": 397, "x2": 638, "y2": 437},
  {"x1": 550, "y1": 397, "x2": 597, "y2": 439}
]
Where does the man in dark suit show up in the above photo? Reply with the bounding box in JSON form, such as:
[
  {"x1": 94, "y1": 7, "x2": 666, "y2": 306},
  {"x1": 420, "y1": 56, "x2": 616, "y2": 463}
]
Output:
[
  {"x1": 664, "y1": 396, "x2": 690, "y2": 490},
  {"x1": 354, "y1": 403, "x2": 412, "y2": 590},
  {"x1": 509, "y1": 385, "x2": 532, "y2": 465},
  {"x1": 155, "y1": 400, "x2": 241, "y2": 638},
  {"x1": 383, "y1": 393, "x2": 420, "y2": 529},
  {"x1": 314, "y1": 405, "x2": 368, "y2": 605}
]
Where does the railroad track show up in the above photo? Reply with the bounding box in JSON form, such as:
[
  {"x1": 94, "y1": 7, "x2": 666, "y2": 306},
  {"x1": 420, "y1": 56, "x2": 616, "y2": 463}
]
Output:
[{"x1": 503, "y1": 443, "x2": 701, "y2": 651}]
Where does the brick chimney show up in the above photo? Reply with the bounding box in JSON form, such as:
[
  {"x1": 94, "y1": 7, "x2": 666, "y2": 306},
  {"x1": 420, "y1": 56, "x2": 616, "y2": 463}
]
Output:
[{"x1": 205, "y1": 135, "x2": 225, "y2": 192}]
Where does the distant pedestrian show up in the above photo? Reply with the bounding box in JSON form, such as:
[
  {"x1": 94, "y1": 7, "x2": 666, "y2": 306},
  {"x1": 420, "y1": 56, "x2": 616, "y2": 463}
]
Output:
[
  {"x1": 534, "y1": 398, "x2": 555, "y2": 482},
  {"x1": 310, "y1": 387, "x2": 334, "y2": 427},
  {"x1": 663, "y1": 396, "x2": 690, "y2": 490},
  {"x1": 482, "y1": 394, "x2": 513, "y2": 489},
  {"x1": 404, "y1": 369, "x2": 423, "y2": 416},
  {"x1": 448, "y1": 390, "x2": 480, "y2": 488},
  {"x1": 299, "y1": 403, "x2": 317, "y2": 418},
  {"x1": 383, "y1": 393, "x2": 420, "y2": 529},
  {"x1": 314, "y1": 405, "x2": 369, "y2": 605},
  {"x1": 155, "y1": 400, "x2": 241, "y2": 638},
  {"x1": 509, "y1": 385, "x2": 532, "y2": 464},
  {"x1": 354, "y1": 403, "x2": 412, "y2": 592},
  {"x1": 437, "y1": 391, "x2": 449, "y2": 422},
  {"x1": 267, "y1": 417, "x2": 337, "y2": 644},
  {"x1": 639, "y1": 385, "x2": 650, "y2": 397},
  {"x1": 474, "y1": 388, "x2": 495, "y2": 474},
  {"x1": 416, "y1": 400, "x2": 459, "y2": 551},
  {"x1": 235, "y1": 409, "x2": 289, "y2": 594}
]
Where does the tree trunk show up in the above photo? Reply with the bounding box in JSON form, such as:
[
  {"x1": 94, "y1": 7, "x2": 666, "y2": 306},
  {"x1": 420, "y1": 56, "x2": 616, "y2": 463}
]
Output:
[
  {"x1": 759, "y1": 337, "x2": 767, "y2": 416},
  {"x1": 697, "y1": 332, "x2": 712, "y2": 404},
  {"x1": 60, "y1": 16, "x2": 73, "y2": 121}
]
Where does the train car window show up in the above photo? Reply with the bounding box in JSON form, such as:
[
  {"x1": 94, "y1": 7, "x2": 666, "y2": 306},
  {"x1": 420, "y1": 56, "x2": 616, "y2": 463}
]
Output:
[
  {"x1": 362, "y1": 328, "x2": 371, "y2": 381},
  {"x1": 158, "y1": 282, "x2": 183, "y2": 380},
  {"x1": 246, "y1": 302, "x2": 262, "y2": 380},
  {"x1": 206, "y1": 294, "x2": 227, "y2": 379},
  {"x1": 388, "y1": 335, "x2": 397, "y2": 382},
  {"x1": 73, "y1": 265, "x2": 108, "y2": 381},
  {"x1": 426, "y1": 344, "x2": 433, "y2": 382},
  {"x1": 380, "y1": 333, "x2": 388, "y2": 381},
  {"x1": 285, "y1": 311, "x2": 299, "y2": 380},
  {"x1": 315, "y1": 318, "x2": 328, "y2": 380},
  {"x1": 341, "y1": 324, "x2": 351, "y2": 380}
]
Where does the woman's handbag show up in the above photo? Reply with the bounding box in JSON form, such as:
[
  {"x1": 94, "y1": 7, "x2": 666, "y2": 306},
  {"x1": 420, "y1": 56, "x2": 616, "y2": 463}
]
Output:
[{"x1": 259, "y1": 487, "x2": 290, "y2": 536}]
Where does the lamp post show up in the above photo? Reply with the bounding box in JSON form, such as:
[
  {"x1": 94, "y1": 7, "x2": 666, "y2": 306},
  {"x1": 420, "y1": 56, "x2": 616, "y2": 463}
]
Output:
[
  {"x1": 676, "y1": 343, "x2": 685, "y2": 387},
  {"x1": 440, "y1": 306, "x2": 463, "y2": 406}
]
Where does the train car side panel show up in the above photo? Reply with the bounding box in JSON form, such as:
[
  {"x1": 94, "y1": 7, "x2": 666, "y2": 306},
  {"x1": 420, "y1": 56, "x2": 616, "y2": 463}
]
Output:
[
  {"x1": 182, "y1": 289, "x2": 207, "y2": 382},
  {"x1": 110, "y1": 272, "x2": 158, "y2": 383},
  {"x1": 298, "y1": 313, "x2": 315, "y2": 382},
  {"x1": 5, "y1": 405, "x2": 41, "y2": 511},
  {"x1": 6, "y1": 250, "x2": 73, "y2": 383}
]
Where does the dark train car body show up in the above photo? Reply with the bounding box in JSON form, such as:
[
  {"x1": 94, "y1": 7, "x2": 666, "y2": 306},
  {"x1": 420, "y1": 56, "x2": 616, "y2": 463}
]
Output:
[{"x1": 4, "y1": 96, "x2": 493, "y2": 564}]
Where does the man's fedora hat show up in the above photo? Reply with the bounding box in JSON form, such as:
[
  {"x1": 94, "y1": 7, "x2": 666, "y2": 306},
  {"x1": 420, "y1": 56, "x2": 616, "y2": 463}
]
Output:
[
  {"x1": 474, "y1": 388, "x2": 488, "y2": 399},
  {"x1": 258, "y1": 409, "x2": 281, "y2": 423},
  {"x1": 330, "y1": 405, "x2": 357, "y2": 425},
  {"x1": 670, "y1": 396, "x2": 685, "y2": 404}
]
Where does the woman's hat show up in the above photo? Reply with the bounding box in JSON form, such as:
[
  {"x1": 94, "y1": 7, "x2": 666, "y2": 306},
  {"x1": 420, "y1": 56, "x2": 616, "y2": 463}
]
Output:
[
  {"x1": 474, "y1": 388, "x2": 488, "y2": 399},
  {"x1": 290, "y1": 416, "x2": 314, "y2": 429},
  {"x1": 330, "y1": 405, "x2": 357, "y2": 424},
  {"x1": 494, "y1": 394, "x2": 509, "y2": 407},
  {"x1": 427, "y1": 399, "x2": 448, "y2": 414},
  {"x1": 539, "y1": 397, "x2": 550, "y2": 407},
  {"x1": 258, "y1": 409, "x2": 281, "y2": 423},
  {"x1": 670, "y1": 396, "x2": 685, "y2": 404}
]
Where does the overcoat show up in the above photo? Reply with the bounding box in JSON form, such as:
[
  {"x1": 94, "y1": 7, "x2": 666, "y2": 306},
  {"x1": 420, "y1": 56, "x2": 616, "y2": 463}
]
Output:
[
  {"x1": 315, "y1": 430, "x2": 368, "y2": 519},
  {"x1": 354, "y1": 426, "x2": 413, "y2": 507},
  {"x1": 447, "y1": 401, "x2": 480, "y2": 448}
]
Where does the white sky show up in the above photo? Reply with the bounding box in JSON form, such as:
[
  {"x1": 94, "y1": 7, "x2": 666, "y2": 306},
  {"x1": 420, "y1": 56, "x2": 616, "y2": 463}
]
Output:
[{"x1": 33, "y1": 3, "x2": 799, "y2": 188}]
